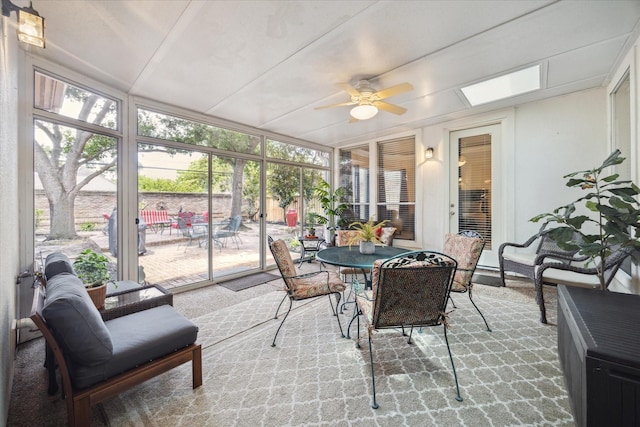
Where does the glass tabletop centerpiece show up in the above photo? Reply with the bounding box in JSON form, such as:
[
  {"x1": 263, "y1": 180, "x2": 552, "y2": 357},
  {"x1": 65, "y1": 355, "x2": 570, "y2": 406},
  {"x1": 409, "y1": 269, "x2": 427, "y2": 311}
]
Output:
[{"x1": 346, "y1": 218, "x2": 388, "y2": 254}]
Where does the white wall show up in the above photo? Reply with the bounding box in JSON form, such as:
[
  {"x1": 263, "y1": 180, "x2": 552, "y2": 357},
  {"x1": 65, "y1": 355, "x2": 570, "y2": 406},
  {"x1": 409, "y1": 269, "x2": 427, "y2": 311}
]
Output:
[
  {"x1": 419, "y1": 88, "x2": 607, "y2": 261},
  {"x1": 0, "y1": 16, "x2": 22, "y2": 425}
]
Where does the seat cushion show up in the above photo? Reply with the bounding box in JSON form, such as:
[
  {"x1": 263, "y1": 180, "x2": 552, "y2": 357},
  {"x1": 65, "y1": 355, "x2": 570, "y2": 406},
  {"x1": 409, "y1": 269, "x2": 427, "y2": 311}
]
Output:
[
  {"x1": 291, "y1": 271, "x2": 346, "y2": 299},
  {"x1": 69, "y1": 305, "x2": 199, "y2": 389},
  {"x1": 539, "y1": 267, "x2": 601, "y2": 288},
  {"x1": 44, "y1": 252, "x2": 75, "y2": 280},
  {"x1": 502, "y1": 251, "x2": 538, "y2": 266},
  {"x1": 43, "y1": 273, "x2": 113, "y2": 366}
]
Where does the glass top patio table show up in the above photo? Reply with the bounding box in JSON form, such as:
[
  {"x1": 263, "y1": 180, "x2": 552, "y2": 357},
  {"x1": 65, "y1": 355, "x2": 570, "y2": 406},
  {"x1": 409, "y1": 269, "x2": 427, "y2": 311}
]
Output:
[
  {"x1": 317, "y1": 246, "x2": 410, "y2": 291},
  {"x1": 316, "y1": 245, "x2": 409, "y2": 269}
]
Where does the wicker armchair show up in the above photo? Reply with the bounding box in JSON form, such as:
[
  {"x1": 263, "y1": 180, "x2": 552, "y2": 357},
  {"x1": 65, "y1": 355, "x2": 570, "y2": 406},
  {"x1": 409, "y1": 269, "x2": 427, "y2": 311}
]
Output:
[
  {"x1": 534, "y1": 246, "x2": 633, "y2": 324},
  {"x1": 443, "y1": 231, "x2": 491, "y2": 331},
  {"x1": 353, "y1": 250, "x2": 462, "y2": 408},
  {"x1": 268, "y1": 237, "x2": 346, "y2": 347},
  {"x1": 498, "y1": 223, "x2": 585, "y2": 286}
]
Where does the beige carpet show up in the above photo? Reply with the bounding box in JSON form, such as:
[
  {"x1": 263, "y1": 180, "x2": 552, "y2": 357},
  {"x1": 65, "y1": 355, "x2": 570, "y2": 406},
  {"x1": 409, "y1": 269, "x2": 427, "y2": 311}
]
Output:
[{"x1": 8, "y1": 277, "x2": 570, "y2": 426}]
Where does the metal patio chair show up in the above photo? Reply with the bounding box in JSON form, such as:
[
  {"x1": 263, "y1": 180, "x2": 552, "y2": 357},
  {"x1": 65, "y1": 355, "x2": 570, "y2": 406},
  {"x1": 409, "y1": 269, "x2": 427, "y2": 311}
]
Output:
[
  {"x1": 176, "y1": 217, "x2": 208, "y2": 251},
  {"x1": 443, "y1": 230, "x2": 491, "y2": 331},
  {"x1": 353, "y1": 250, "x2": 462, "y2": 408},
  {"x1": 268, "y1": 237, "x2": 346, "y2": 347}
]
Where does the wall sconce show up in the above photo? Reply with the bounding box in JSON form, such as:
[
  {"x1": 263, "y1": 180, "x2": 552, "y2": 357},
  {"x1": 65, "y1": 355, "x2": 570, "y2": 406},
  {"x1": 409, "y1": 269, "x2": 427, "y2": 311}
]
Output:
[
  {"x1": 424, "y1": 147, "x2": 434, "y2": 160},
  {"x1": 2, "y1": 0, "x2": 45, "y2": 48}
]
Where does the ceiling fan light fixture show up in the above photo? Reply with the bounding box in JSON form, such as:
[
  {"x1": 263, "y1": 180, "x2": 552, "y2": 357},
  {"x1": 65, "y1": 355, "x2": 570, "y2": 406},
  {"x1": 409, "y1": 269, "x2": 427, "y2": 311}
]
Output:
[{"x1": 350, "y1": 104, "x2": 378, "y2": 120}]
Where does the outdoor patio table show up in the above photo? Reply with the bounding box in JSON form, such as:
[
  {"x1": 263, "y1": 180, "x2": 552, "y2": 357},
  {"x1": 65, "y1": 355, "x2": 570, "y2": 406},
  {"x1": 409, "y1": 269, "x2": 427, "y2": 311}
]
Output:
[{"x1": 316, "y1": 245, "x2": 409, "y2": 289}]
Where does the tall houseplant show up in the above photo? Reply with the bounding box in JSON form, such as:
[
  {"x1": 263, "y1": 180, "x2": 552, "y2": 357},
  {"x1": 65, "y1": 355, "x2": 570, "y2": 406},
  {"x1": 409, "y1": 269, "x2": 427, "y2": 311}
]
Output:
[
  {"x1": 531, "y1": 150, "x2": 640, "y2": 290},
  {"x1": 313, "y1": 178, "x2": 348, "y2": 240}
]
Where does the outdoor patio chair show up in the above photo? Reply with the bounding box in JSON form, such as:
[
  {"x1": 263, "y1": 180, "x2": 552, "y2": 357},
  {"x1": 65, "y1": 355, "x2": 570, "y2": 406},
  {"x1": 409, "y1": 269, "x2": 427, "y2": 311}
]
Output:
[
  {"x1": 268, "y1": 237, "x2": 346, "y2": 347},
  {"x1": 353, "y1": 250, "x2": 462, "y2": 408},
  {"x1": 212, "y1": 215, "x2": 242, "y2": 250},
  {"x1": 176, "y1": 217, "x2": 208, "y2": 251},
  {"x1": 498, "y1": 222, "x2": 585, "y2": 286},
  {"x1": 534, "y1": 246, "x2": 633, "y2": 324},
  {"x1": 443, "y1": 230, "x2": 491, "y2": 331}
]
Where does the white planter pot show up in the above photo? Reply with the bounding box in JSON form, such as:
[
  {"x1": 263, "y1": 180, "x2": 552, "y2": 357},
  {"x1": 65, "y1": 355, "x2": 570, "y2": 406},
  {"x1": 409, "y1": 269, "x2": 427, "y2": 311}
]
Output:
[{"x1": 359, "y1": 241, "x2": 375, "y2": 254}]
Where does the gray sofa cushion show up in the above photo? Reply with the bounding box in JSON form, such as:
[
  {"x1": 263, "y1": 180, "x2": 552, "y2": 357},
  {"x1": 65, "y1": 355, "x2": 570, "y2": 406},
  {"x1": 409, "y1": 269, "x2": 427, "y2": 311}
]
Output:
[
  {"x1": 68, "y1": 305, "x2": 199, "y2": 389},
  {"x1": 44, "y1": 252, "x2": 75, "y2": 280},
  {"x1": 42, "y1": 273, "x2": 113, "y2": 366}
]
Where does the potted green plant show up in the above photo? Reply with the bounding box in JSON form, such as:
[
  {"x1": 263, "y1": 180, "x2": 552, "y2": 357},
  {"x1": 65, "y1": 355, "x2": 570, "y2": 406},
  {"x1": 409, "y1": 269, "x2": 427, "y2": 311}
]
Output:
[
  {"x1": 73, "y1": 248, "x2": 112, "y2": 309},
  {"x1": 305, "y1": 211, "x2": 318, "y2": 237},
  {"x1": 313, "y1": 178, "x2": 348, "y2": 242},
  {"x1": 531, "y1": 149, "x2": 640, "y2": 290},
  {"x1": 346, "y1": 218, "x2": 389, "y2": 254}
]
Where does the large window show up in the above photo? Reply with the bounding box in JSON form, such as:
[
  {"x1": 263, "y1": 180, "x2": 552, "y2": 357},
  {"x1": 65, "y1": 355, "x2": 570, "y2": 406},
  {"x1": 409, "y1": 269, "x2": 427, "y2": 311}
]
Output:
[
  {"x1": 339, "y1": 145, "x2": 370, "y2": 222},
  {"x1": 377, "y1": 137, "x2": 415, "y2": 240},
  {"x1": 33, "y1": 71, "x2": 120, "y2": 273},
  {"x1": 27, "y1": 64, "x2": 332, "y2": 294}
]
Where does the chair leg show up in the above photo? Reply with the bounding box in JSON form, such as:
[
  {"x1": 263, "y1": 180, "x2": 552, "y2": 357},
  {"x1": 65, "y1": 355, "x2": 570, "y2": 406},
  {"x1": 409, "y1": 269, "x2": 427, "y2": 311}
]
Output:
[
  {"x1": 467, "y1": 289, "x2": 492, "y2": 332},
  {"x1": 443, "y1": 325, "x2": 463, "y2": 402},
  {"x1": 406, "y1": 325, "x2": 414, "y2": 344},
  {"x1": 354, "y1": 308, "x2": 361, "y2": 346},
  {"x1": 271, "y1": 298, "x2": 293, "y2": 347},
  {"x1": 448, "y1": 295, "x2": 458, "y2": 308},
  {"x1": 274, "y1": 293, "x2": 287, "y2": 319},
  {"x1": 367, "y1": 333, "x2": 379, "y2": 409},
  {"x1": 499, "y1": 263, "x2": 507, "y2": 287},
  {"x1": 330, "y1": 292, "x2": 345, "y2": 338},
  {"x1": 535, "y1": 282, "x2": 548, "y2": 324}
]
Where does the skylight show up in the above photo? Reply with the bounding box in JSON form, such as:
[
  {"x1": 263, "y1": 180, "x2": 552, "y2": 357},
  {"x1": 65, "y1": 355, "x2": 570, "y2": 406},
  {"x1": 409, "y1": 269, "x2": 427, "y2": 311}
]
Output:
[{"x1": 461, "y1": 65, "x2": 541, "y2": 106}]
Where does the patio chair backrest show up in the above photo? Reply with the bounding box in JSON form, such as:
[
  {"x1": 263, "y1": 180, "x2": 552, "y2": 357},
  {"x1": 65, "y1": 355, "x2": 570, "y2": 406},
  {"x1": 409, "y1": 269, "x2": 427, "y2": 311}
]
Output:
[
  {"x1": 268, "y1": 239, "x2": 298, "y2": 294},
  {"x1": 443, "y1": 231, "x2": 485, "y2": 292},
  {"x1": 370, "y1": 251, "x2": 457, "y2": 329},
  {"x1": 229, "y1": 215, "x2": 242, "y2": 233},
  {"x1": 177, "y1": 217, "x2": 191, "y2": 237},
  {"x1": 336, "y1": 230, "x2": 362, "y2": 247},
  {"x1": 536, "y1": 229, "x2": 582, "y2": 259}
]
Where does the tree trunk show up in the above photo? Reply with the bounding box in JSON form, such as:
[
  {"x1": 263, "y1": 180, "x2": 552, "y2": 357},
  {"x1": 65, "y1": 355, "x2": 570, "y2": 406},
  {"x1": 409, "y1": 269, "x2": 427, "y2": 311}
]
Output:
[
  {"x1": 47, "y1": 194, "x2": 78, "y2": 240},
  {"x1": 230, "y1": 159, "x2": 246, "y2": 217}
]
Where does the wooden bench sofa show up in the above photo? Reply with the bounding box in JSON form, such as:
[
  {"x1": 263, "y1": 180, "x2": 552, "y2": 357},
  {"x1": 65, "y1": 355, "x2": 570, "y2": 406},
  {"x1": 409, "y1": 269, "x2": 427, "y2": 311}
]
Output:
[{"x1": 31, "y1": 254, "x2": 202, "y2": 426}]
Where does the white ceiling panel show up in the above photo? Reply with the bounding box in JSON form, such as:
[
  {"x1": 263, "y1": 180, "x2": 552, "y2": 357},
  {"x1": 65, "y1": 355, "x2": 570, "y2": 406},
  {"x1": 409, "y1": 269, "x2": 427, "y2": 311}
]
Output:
[
  {"x1": 34, "y1": 1, "x2": 189, "y2": 90},
  {"x1": 23, "y1": 0, "x2": 640, "y2": 147}
]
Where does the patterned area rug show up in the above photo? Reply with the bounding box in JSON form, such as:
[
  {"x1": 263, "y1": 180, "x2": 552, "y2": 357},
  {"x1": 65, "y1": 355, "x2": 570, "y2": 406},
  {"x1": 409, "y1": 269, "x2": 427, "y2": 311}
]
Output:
[
  {"x1": 8, "y1": 280, "x2": 570, "y2": 426},
  {"x1": 99, "y1": 288, "x2": 572, "y2": 426}
]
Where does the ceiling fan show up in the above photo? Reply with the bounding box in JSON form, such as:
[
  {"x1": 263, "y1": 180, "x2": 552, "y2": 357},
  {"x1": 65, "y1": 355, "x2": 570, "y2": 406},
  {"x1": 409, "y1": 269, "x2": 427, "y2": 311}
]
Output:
[{"x1": 315, "y1": 80, "x2": 413, "y2": 122}]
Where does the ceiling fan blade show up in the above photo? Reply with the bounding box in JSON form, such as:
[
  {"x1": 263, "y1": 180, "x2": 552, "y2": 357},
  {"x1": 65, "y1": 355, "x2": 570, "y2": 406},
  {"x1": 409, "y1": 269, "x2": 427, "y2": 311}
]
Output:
[
  {"x1": 340, "y1": 83, "x2": 361, "y2": 97},
  {"x1": 374, "y1": 101, "x2": 407, "y2": 115},
  {"x1": 373, "y1": 82, "x2": 413, "y2": 100},
  {"x1": 314, "y1": 101, "x2": 357, "y2": 110},
  {"x1": 348, "y1": 116, "x2": 359, "y2": 124}
]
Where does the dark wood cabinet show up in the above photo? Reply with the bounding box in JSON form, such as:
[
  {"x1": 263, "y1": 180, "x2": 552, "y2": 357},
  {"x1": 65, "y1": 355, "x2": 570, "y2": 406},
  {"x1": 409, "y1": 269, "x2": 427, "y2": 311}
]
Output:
[{"x1": 558, "y1": 285, "x2": 640, "y2": 427}]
